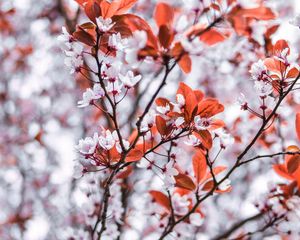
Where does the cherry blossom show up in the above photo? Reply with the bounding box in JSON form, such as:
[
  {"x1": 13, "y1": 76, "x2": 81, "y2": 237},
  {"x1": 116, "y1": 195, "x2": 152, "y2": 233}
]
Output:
[
  {"x1": 98, "y1": 130, "x2": 116, "y2": 150},
  {"x1": 118, "y1": 71, "x2": 142, "y2": 89},
  {"x1": 194, "y1": 116, "x2": 211, "y2": 130},
  {"x1": 96, "y1": 17, "x2": 115, "y2": 32},
  {"x1": 163, "y1": 161, "x2": 179, "y2": 188},
  {"x1": 250, "y1": 59, "x2": 267, "y2": 81},
  {"x1": 76, "y1": 133, "x2": 98, "y2": 155}
]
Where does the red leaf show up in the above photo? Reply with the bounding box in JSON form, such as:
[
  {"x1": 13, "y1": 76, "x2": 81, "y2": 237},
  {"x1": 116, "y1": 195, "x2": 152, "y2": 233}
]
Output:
[
  {"x1": 286, "y1": 67, "x2": 299, "y2": 79},
  {"x1": 84, "y1": 1, "x2": 101, "y2": 22},
  {"x1": 115, "y1": 0, "x2": 137, "y2": 15},
  {"x1": 178, "y1": 54, "x2": 192, "y2": 73},
  {"x1": 175, "y1": 173, "x2": 196, "y2": 191},
  {"x1": 117, "y1": 166, "x2": 133, "y2": 178},
  {"x1": 113, "y1": 14, "x2": 158, "y2": 50},
  {"x1": 158, "y1": 25, "x2": 174, "y2": 49},
  {"x1": 264, "y1": 58, "x2": 281, "y2": 73},
  {"x1": 208, "y1": 119, "x2": 225, "y2": 130},
  {"x1": 155, "y1": 97, "x2": 171, "y2": 107},
  {"x1": 156, "y1": 115, "x2": 168, "y2": 136},
  {"x1": 185, "y1": 92, "x2": 198, "y2": 121},
  {"x1": 194, "y1": 90, "x2": 204, "y2": 102},
  {"x1": 125, "y1": 149, "x2": 143, "y2": 162},
  {"x1": 199, "y1": 28, "x2": 227, "y2": 46},
  {"x1": 73, "y1": 27, "x2": 96, "y2": 46},
  {"x1": 273, "y1": 164, "x2": 294, "y2": 180},
  {"x1": 192, "y1": 150, "x2": 207, "y2": 184},
  {"x1": 154, "y1": 2, "x2": 174, "y2": 27},
  {"x1": 177, "y1": 82, "x2": 194, "y2": 99},
  {"x1": 194, "y1": 130, "x2": 212, "y2": 149},
  {"x1": 287, "y1": 155, "x2": 300, "y2": 174},
  {"x1": 202, "y1": 180, "x2": 214, "y2": 191},
  {"x1": 197, "y1": 98, "x2": 224, "y2": 118},
  {"x1": 149, "y1": 190, "x2": 170, "y2": 210},
  {"x1": 236, "y1": 6, "x2": 276, "y2": 20},
  {"x1": 274, "y1": 39, "x2": 290, "y2": 55}
]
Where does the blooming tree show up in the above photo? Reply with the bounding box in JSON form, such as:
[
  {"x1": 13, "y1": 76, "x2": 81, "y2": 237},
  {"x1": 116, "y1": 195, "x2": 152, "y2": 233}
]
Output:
[{"x1": 2, "y1": 0, "x2": 300, "y2": 239}]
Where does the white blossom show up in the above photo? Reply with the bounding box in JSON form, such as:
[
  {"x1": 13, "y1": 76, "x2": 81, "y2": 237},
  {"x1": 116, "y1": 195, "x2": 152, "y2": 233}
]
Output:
[
  {"x1": 93, "y1": 84, "x2": 105, "y2": 99},
  {"x1": 171, "y1": 193, "x2": 189, "y2": 216},
  {"x1": 194, "y1": 116, "x2": 211, "y2": 130},
  {"x1": 140, "y1": 110, "x2": 155, "y2": 132},
  {"x1": 76, "y1": 133, "x2": 98, "y2": 155},
  {"x1": 163, "y1": 161, "x2": 179, "y2": 188},
  {"x1": 77, "y1": 84, "x2": 104, "y2": 108},
  {"x1": 156, "y1": 104, "x2": 170, "y2": 115},
  {"x1": 106, "y1": 81, "x2": 123, "y2": 95},
  {"x1": 108, "y1": 33, "x2": 126, "y2": 51},
  {"x1": 215, "y1": 129, "x2": 234, "y2": 149},
  {"x1": 254, "y1": 81, "x2": 273, "y2": 97},
  {"x1": 73, "y1": 164, "x2": 84, "y2": 179},
  {"x1": 119, "y1": 71, "x2": 142, "y2": 88},
  {"x1": 98, "y1": 130, "x2": 116, "y2": 150},
  {"x1": 184, "y1": 135, "x2": 201, "y2": 146},
  {"x1": 96, "y1": 17, "x2": 115, "y2": 32},
  {"x1": 127, "y1": 30, "x2": 147, "y2": 49},
  {"x1": 57, "y1": 27, "x2": 73, "y2": 50},
  {"x1": 236, "y1": 93, "x2": 247, "y2": 108},
  {"x1": 249, "y1": 60, "x2": 267, "y2": 80},
  {"x1": 176, "y1": 94, "x2": 185, "y2": 107},
  {"x1": 174, "y1": 117, "x2": 185, "y2": 127}
]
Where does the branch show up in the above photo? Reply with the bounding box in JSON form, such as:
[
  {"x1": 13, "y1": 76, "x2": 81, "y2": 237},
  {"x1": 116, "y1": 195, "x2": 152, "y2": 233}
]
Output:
[
  {"x1": 212, "y1": 212, "x2": 264, "y2": 240},
  {"x1": 158, "y1": 74, "x2": 300, "y2": 239}
]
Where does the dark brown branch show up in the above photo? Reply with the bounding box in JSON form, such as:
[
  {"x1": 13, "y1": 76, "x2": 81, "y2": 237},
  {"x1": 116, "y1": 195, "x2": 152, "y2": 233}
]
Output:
[
  {"x1": 212, "y1": 212, "x2": 264, "y2": 240},
  {"x1": 158, "y1": 74, "x2": 300, "y2": 240}
]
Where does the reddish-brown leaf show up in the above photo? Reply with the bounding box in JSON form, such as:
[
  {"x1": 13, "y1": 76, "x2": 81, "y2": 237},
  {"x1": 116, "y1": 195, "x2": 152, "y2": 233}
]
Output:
[
  {"x1": 175, "y1": 173, "x2": 196, "y2": 191},
  {"x1": 73, "y1": 27, "x2": 96, "y2": 46},
  {"x1": 178, "y1": 54, "x2": 192, "y2": 73},
  {"x1": 287, "y1": 155, "x2": 300, "y2": 174},
  {"x1": 158, "y1": 25, "x2": 174, "y2": 49},
  {"x1": 197, "y1": 99, "x2": 224, "y2": 118},
  {"x1": 155, "y1": 97, "x2": 170, "y2": 107},
  {"x1": 274, "y1": 39, "x2": 290, "y2": 54},
  {"x1": 200, "y1": 28, "x2": 227, "y2": 46},
  {"x1": 273, "y1": 164, "x2": 294, "y2": 180},
  {"x1": 194, "y1": 130, "x2": 212, "y2": 149},
  {"x1": 149, "y1": 190, "x2": 170, "y2": 210},
  {"x1": 115, "y1": 0, "x2": 137, "y2": 15},
  {"x1": 237, "y1": 6, "x2": 276, "y2": 20},
  {"x1": 202, "y1": 180, "x2": 214, "y2": 191},
  {"x1": 125, "y1": 149, "x2": 143, "y2": 162},
  {"x1": 156, "y1": 115, "x2": 168, "y2": 136},
  {"x1": 154, "y1": 2, "x2": 174, "y2": 27},
  {"x1": 192, "y1": 150, "x2": 207, "y2": 184},
  {"x1": 194, "y1": 90, "x2": 204, "y2": 102},
  {"x1": 208, "y1": 119, "x2": 225, "y2": 130},
  {"x1": 185, "y1": 92, "x2": 198, "y2": 120},
  {"x1": 113, "y1": 14, "x2": 158, "y2": 50},
  {"x1": 84, "y1": 1, "x2": 101, "y2": 22},
  {"x1": 177, "y1": 82, "x2": 193, "y2": 99},
  {"x1": 264, "y1": 58, "x2": 281, "y2": 73}
]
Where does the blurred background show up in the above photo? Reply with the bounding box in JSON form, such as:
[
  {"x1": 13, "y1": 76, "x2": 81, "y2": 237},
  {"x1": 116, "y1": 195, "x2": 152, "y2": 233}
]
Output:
[{"x1": 1, "y1": 0, "x2": 300, "y2": 239}]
